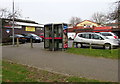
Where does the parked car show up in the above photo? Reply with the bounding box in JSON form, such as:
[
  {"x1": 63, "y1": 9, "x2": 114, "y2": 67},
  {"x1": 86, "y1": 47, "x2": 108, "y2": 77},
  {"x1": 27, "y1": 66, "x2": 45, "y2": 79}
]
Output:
[
  {"x1": 67, "y1": 32, "x2": 76, "y2": 40},
  {"x1": 21, "y1": 33, "x2": 42, "y2": 43},
  {"x1": 99, "y1": 32, "x2": 118, "y2": 39},
  {"x1": 39, "y1": 33, "x2": 44, "y2": 41},
  {"x1": 73, "y1": 32, "x2": 120, "y2": 49},
  {"x1": 9, "y1": 34, "x2": 26, "y2": 43}
]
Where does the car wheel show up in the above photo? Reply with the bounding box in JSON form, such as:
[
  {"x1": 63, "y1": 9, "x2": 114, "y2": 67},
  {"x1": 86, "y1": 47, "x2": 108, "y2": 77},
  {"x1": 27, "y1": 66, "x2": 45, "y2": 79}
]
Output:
[
  {"x1": 77, "y1": 43, "x2": 82, "y2": 48},
  {"x1": 104, "y1": 44, "x2": 111, "y2": 50},
  {"x1": 39, "y1": 40, "x2": 41, "y2": 43},
  {"x1": 21, "y1": 41, "x2": 25, "y2": 44}
]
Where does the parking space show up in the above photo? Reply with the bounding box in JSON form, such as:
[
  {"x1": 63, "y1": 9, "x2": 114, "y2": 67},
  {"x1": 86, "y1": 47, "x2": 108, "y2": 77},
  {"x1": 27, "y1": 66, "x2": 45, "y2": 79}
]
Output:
[
  {"x1": 19, "y1": 40, "x2": 111, "y2": 50},
  {"x1": 19, "y1": 40, "x2": 73, "y2": 49},
  {"x1": 20, "y1": 42, "x2": 44, "y2": 49}
]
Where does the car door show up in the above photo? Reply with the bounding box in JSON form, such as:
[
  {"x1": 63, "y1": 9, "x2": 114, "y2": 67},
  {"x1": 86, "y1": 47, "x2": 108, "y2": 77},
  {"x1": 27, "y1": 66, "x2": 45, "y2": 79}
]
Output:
[
  {"x1": 82, "y1": 34, "x2": 92, "y2": 44},
  {"x1": 77, "y1": 33, "x2": 91, "y2": 44},
  {"x1": 91, "y1": 34, "x2": 105, "y2": 45}
]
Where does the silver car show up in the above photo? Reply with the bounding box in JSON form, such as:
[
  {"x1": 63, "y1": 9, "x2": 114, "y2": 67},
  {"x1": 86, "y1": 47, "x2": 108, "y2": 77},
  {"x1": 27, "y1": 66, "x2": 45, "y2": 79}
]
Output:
[{"x1": 73, "y1": 32, "x2": 120, "y2": 49}]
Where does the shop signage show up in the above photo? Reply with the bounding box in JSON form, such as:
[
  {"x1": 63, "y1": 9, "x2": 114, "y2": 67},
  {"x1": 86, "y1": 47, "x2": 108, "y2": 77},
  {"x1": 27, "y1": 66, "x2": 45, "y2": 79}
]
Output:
[{"x1": 25, "y1": 27, "x2": 35, "y2": 31}]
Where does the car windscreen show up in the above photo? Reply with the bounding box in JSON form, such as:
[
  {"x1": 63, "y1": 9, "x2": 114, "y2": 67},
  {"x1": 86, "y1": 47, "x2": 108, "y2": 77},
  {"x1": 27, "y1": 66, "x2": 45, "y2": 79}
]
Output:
[
  {"x1": 31, "y1": 34, "x2": 38, "y2": 37},
  {"x1": 40, "y1": 34, "x2": 44, "y2": 36},
  {"x1": 15, "y1": 35, "x2": 24, "y2": 37},
  {"x1": 113, "y1": 33, "x2": 118, "y2": 36}
]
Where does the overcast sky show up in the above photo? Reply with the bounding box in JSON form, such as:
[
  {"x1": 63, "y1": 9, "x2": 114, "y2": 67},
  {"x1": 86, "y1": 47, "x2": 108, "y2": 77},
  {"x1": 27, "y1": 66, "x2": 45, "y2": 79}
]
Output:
[{"x1": 0, "y1": 0, "x2": 118, "y2": 24}]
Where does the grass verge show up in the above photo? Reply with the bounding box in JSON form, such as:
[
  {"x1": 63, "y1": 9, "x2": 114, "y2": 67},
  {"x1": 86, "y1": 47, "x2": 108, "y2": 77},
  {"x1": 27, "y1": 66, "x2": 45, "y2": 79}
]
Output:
[
  {"x1": 2, "y1": 60, "x2": 101, "y2": 82},
  {"x1": 66, "y1": 48, "x2": 119, "y2": 59}
]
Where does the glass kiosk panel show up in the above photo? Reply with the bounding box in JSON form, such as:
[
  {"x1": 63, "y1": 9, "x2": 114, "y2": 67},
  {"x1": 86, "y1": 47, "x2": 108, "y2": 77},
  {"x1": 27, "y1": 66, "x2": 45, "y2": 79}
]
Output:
[
  {"x1": 44, "y1": 23, "x2": 68, "y2": 51},
  {"x1": 44, "y1": 25, "x2": 52, "y2": 49}
]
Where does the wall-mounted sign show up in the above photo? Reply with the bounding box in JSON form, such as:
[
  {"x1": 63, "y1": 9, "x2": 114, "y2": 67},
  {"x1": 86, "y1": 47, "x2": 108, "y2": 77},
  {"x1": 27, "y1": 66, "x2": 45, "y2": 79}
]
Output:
[
  {"x1": 63, "y1": 26, "x2": 68, "y2": 29},
  {"x1": 6, "y1": 29, "x2": 10, "y2": 33},
  {"x1": 4, "y1": 25, "x2": 22, "y2": 29},
  {"x1": 25, "y1": 27, "x2": 35, "y2": 32},
  {"x1": 14, "y1": 26, "x2": 22, "y2": 29}
]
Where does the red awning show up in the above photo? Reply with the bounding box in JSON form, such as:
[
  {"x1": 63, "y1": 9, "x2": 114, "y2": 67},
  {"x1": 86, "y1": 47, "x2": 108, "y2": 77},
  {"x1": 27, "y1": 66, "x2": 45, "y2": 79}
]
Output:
[
  {"x1": 94, "y1": 27, "x2": 112, "y2": 30},
  {"x1": 93, "y1": 27, "x2": 112, "y2": 32}
]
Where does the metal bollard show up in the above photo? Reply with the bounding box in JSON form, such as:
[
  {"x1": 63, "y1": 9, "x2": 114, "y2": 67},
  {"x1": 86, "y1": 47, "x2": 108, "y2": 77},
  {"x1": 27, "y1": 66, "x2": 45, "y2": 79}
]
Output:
[
  {"x1": 111, "y1": 45, "x2": 113, "y2": 53},
  {"x1": 90, "y1": 43, "x2": 92, "y2": 50},
  {"x1": 17, "y1": 38, "x2": 19, "y2": 47},
  {"x1": 30, "y1": 38, "x2": 33, "y2": 48}
]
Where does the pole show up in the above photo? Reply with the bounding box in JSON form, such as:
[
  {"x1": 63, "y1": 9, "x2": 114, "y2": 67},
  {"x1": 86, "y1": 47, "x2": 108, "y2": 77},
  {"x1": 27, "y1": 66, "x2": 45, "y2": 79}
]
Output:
[
  {"x1": 118, "y1": 1, "x2": 120, "y2": 27},
  {"x1": 118, "y1": 1, "x2": 120, "y2": 83},
  {"x1": 12, "y1": 0, "x2": 15, "y2": 46},
  {"x1": 52, "y1": 24, "x2": 54, "y2": 51},
  {"x1": 62, "y1": 23, "x2": 64, "y2": 50}
]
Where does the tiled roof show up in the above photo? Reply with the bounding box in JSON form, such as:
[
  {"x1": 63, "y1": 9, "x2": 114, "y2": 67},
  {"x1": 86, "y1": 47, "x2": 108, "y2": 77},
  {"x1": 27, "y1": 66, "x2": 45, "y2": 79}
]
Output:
[{"x1": 76, "y1": 20, "x2": 99, "y2": 26}]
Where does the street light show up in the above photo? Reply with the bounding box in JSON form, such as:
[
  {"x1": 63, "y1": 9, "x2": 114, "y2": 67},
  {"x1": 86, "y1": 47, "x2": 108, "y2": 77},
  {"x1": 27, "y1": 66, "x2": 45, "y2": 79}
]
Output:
[
  {"x1": 118, "y1": 1, "x2": 120, "y2": 27},
  {"x1": 12, "y1": 0, "x2": 15, "y2": 46}
]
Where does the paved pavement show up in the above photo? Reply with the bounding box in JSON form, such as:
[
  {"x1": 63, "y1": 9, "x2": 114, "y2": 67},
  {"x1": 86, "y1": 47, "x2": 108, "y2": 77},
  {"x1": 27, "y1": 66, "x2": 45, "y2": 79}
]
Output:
[{"x1": 2, "y1": 42, "x2": 119, "y2": 82}]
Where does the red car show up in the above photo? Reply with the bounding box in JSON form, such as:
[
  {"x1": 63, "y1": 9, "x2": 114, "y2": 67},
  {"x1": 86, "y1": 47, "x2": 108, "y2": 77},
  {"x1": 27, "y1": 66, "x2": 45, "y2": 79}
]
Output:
[{"x1": 39, "y1": 33, "x2": 44, "y2": 41}]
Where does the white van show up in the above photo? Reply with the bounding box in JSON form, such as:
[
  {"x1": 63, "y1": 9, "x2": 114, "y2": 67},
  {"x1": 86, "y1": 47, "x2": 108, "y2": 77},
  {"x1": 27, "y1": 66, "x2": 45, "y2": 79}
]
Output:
[{"x1": 67, "y1": 32, "x2": 76, "y2": 40}]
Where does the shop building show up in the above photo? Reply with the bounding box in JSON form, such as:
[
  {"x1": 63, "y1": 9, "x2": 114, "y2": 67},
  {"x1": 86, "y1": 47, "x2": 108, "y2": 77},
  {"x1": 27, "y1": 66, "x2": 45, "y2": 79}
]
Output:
[{"x1": 1, "y1": 18, "x2": 44, "y2": 42}]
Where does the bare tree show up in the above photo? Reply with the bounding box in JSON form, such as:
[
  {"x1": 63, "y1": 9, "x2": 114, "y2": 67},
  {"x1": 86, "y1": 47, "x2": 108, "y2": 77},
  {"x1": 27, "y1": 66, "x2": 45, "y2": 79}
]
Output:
[
  {"x1": 108, "y1": 8, "x2": 118, "y2": 21},
  {"x1": 108, "y1": 1, "x2": 120, "y2": 22},
  {"x1": 8, "y1": 9, "x2": 22, "y2": 19},
  {"x1": 0, "y1": 8, "x2": 9, "y2": 18},
  {"x1": 91, "y1": 12, "x2": 109, "y2": 25},
  {"x1": 0, "y1": 8, "x2": 22, "y2": 19},
  {"x1": 69, "y1": 17, "x2": 82, "y2": 27}
]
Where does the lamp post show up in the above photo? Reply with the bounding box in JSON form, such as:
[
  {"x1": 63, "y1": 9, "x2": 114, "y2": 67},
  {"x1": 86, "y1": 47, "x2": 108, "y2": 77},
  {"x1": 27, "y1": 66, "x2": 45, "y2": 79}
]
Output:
[
  {"x1": 118, "y1": 1, "x2": 120, "y2": 83},
  {"x1": 12, "y1": 0, "x2": 15, "y2": 46},
  {"x1": 118, "y1": 1, "x2": 120, "y2": 27}
]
